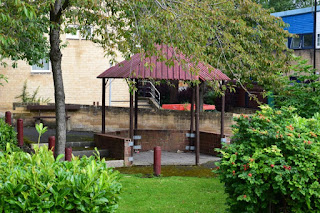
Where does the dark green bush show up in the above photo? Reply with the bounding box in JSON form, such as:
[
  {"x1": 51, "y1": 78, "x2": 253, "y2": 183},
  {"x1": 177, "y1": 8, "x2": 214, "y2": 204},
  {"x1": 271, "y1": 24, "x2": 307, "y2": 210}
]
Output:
[
  {"x1": 216, "y1": 106, "x2": 320, "y2": 212},
  {"x1": 0, "y1": 145, "x2": 121, "y2": 212},
  {"x1": 0, "y1": 118, "x2": 17, "y2": 150},
  {"x1": 274, "y1": 57, "x2": 320, "y2": 118}
]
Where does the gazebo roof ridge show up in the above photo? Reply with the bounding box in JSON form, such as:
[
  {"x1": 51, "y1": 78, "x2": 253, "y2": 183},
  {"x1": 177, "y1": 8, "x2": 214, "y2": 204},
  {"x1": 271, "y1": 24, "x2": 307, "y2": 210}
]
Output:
[{"x1": 97, "y1": 44, "x2": 230, "y2": 81}]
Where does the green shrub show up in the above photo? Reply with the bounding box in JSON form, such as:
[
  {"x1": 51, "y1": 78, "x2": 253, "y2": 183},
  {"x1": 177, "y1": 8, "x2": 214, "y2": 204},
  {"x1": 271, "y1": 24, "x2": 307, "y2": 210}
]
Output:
[
  {"x1": 216, "y1": 106, "x2": 320, "y2": 212},
  {"x1": 274, "y1": 57, "x2": 320, "y2": 118},
  {"x1": 0, "y1": 145, "x2": 121, "y2": 212},
  {"x1": 0, "y1": 118, "x2": 17, "y2": 150}
]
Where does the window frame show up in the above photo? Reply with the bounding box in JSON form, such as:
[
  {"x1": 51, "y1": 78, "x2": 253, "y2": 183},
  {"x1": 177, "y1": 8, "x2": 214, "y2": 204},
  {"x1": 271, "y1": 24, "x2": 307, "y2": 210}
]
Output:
[
  {"x1": 31, "y1": 59, "x2": 51, "y2": 73},
  {"x1": 80, "y1": 26, "x2": 93, "y2": 40},
  {"x1": 302, "y1": 34, "x2": 313, "y2": 49},
  {"x1": 66, "y1": 25, "x2": 93, "y2": 40},
  {"x1": 290, "y1": 34, "x2": 314, "y2": 50},
  {"x1": 66, "y1": 24, "x2": 80, "y2": 40},
  {"x1": 290, "y1": 35, "x2": 302, "y2": 49},
  {"x1": 317, "y1": 34, "x2": 320, "y2": 48}
]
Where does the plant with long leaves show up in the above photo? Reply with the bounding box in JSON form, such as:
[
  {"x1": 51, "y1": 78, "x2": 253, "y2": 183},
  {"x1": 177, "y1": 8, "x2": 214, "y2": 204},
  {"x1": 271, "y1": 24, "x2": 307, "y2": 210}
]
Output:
[{"x1": 35, "y1": 123, "x2": 47, "y2": 146}]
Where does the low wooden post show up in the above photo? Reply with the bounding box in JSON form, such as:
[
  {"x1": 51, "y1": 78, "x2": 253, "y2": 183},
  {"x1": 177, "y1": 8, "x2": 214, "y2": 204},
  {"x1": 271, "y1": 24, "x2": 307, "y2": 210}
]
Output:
[
  {"x1": 5, "y1": 111, "x2": 11, "y2": 125},
  {"x1": 65, "y1": 147, "x2": 72, "y2": 161},
  {"x1": 49, "y1": 136, "x2": 55, "y2": 153},
  {"x1": 17, "y1": 119, "x2": 23, "y2": 147},
  {"x1": 154, "y1": 146, "x2": 161, "y2": 176}
]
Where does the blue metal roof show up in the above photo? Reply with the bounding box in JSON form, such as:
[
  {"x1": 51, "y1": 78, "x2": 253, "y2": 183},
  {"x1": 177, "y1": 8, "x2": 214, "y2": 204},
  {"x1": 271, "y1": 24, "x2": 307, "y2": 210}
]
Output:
[
  {"x1": 272, "y1": 6, "x2": 319, "y2": 17},
  {"x1": 282, "y1": 13, "x2": 314, "y2": 34},
  {"x1": 271, "y1": 6, "x2": 318, "y2": 34}
]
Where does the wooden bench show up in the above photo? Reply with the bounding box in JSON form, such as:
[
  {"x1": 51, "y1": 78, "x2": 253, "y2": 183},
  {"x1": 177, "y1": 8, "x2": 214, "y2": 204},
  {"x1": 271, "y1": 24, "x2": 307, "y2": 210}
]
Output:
[{"x1": 27, "y1": 104, "x2": 80, "y2": 122}]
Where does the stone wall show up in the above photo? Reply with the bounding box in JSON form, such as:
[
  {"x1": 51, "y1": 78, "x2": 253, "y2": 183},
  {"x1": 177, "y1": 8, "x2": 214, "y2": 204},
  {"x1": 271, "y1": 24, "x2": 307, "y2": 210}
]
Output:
[
  {"x1": 108, "y1": 129, "x2": 190, "y2": 152},
  {"x1": 98, "y1": 129, "x2": 223, "y2": 161},
  {"x1": 10, "y1": 104, "x2": 235, "y2": 135},
  {"x1": 94, "y1": 133, "x2": 132, "y2": 166},
  {"x1": 200, "y1": 131, "x2": 222, "y2": 155},
  {"x1": 294, "y1": 49, "x2": 318, "y2": 68}
]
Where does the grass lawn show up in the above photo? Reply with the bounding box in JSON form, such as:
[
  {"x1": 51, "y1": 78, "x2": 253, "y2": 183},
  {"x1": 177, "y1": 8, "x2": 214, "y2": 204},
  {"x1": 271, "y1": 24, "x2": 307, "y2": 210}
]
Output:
[{"x1": 117, "y1": 174, "x2": 227, "y2": 213}]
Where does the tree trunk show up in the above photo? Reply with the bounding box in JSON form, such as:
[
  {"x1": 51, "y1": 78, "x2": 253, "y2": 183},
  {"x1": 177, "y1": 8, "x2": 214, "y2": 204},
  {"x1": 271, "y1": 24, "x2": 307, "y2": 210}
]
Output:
[{"x1": 50, "y1": 0, "x2": 66, "y2": 159}]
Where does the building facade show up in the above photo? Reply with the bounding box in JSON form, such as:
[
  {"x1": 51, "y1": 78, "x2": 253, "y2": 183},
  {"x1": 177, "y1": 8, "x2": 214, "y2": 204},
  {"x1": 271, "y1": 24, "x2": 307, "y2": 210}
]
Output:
[
  {"x1": 0, "y1": 31, "x2": 130, "y2": 113},
  {"x1": 271, "y1": 6, "x2": 320, "y2": 75}
]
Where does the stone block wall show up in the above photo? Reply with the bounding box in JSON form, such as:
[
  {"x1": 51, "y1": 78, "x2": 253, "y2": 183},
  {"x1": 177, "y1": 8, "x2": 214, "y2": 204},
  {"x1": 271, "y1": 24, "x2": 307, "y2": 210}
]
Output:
[
  {"x1": 68, "y1": 105, "x2": 235, "y2": 135},
  {"x1": 9, "y1": 104, "x2": 236, "y2": 135},
  {"x1": 94, "y1": 133, "x2": 132, "y2": 166},
  {"x1": 108, "y1": 129, "x2": 189, "y2": 152},
  {"x1": 199, "y1": 131, "x2": 223, "y2": 155}
]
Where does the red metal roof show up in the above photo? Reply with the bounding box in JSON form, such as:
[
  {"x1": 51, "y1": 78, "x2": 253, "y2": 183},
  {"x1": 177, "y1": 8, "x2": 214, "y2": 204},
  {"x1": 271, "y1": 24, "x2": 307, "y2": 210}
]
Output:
[{"x1": 97, "y1": 45, "x2": 230, "y2": 81}]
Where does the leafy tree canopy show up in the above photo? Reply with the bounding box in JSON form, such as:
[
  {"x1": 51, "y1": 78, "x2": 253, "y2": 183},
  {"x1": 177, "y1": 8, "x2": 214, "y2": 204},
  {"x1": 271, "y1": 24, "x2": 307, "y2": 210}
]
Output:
[
  {"x1": 1, "y1": 0, "x2": 292, "y2": 89},
  {"x1": 254, "y1": 0, "x2": 317, "y2": 12},
  {"x1": 0, "y1": 1, "x2": 48, "y2": 68},
  {"x1": 0, "y1": 0, "x2": 294, "y2": 155},
  {"x1": 274, "y1": 56, "x2": 320, "y2": 118}
]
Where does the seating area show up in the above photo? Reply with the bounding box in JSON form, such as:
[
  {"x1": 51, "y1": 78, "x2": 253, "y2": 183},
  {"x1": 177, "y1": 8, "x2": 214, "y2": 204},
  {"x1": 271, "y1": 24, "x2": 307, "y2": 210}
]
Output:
[{"x1": 26, "y1": 104, "x2": 80, "y2": 122}]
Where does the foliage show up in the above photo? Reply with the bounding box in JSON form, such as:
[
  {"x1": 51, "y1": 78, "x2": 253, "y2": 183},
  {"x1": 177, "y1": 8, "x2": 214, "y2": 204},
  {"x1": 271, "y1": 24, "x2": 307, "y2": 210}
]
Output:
[
  {"x1": 0, "y1": 1, "x2": 48, "y2": 68},
  {"x1": 35, "y1": 123, "x2": 48, "y2": 145},
  {"x1": 216, "y1": 106, "x2": 320, "y2": 212},
  {"x1": 1, "y1": 0, "x2": 293, "y2": 155},
  {"x1": 118, "y1": 174, "x2": 226, "y2": 212},
  {"x1": 15, "y1": 80, "x2": 51, "y2": 104},
  {"x1": 0, "y1": 119, "x2": 17, "y2": 151},
  {"x1": 0, "y1": 74, "x2": 8, "y2": 86},
  {"x1": 204, "y1": 89, "x2": 218, "y2": 105},
  {"x1": 254, "y1": 0, "x2": 314, "y2": 12},
  {"x1": 274, "y1": 57, "x2": 320, "y2": 118},
  {"x1": 0, "y1": 144, "x2": 121, "y2": 212}
]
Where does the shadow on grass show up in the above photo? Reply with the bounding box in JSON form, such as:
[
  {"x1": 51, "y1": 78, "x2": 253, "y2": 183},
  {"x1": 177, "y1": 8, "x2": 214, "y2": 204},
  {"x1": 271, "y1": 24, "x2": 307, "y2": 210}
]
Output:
[{"x1": 116, "y1": 165, "x2": 218, "y2": 178}]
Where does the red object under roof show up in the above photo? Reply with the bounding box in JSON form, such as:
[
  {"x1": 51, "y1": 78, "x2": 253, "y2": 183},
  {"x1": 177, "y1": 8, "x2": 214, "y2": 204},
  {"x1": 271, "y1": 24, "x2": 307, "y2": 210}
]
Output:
[{"x1": 97, "y1": 45, "x2": 230, "y2": 81}]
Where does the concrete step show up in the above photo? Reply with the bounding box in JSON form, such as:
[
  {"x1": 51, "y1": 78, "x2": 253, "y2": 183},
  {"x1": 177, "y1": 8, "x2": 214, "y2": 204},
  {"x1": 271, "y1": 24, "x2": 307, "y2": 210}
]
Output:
[
  {"x1": 72, "y1": 148, "x2": 109, "y2": 158},
  {"x1": 138, "y1": 97, "x2": 161, "y2": 109},
  {"x1": 106, "y1": 160, "x2": 124, "y2": 168},
  {"x1": 66, "y1": 141, "x2": 95, "y2": 148}
]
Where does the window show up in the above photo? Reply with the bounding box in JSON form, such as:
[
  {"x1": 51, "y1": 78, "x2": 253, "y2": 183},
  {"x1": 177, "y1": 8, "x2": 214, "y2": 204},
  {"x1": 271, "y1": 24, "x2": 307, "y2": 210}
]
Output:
[
  {"x1": 317, "y1": 34, "x2": 320, "y2": 47},
  {"x1": 31, "y1": 59, "x2": 50, "y2": 73},
  {"x1": 290, "y1": 34, "x2": 313, "y2": 49},
  {"x1": 66, "y1": 25, "x2": 80, "y2": 39},
  {"x1": 291, "y1": 36, "x2": 301, "y2": 49},
  {"x1": 66, "y1": 25, "x2": 93, "y2": 40},
  {"x1": 81, "y1": 26, "x2": 93, "y2": 40},
  {"x1": 303, "y1": 34, "x2": 313, "y2": 48}
]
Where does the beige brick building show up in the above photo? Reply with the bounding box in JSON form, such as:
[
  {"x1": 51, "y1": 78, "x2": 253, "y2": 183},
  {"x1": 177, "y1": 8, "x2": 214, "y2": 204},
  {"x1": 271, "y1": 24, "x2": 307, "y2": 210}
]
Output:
[{"x1": 0, "y1": 33, "x2": 130, "y2": 113}]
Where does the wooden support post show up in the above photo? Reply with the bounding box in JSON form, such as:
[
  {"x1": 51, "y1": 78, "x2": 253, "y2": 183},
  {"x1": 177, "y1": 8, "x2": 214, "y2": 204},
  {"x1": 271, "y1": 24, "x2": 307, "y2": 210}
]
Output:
[
  {"x1": 134, "y1": 80, "x2": 139, "y2": 144},
  {"x1": 129, "y1": 90, "x2": 134, "y2": 141},
  {"x1": 195, "y1": 84, "x2": 200, "y2": 166},
  {"x1": 190, "y1": 87, "x2": 195, "y2": 146},
  {"x1": 102, "y1": 78, "x2": 106, "y2": 134},
  {"x1": 221, "y1": 81, "x2": 225, "y2": 140}
]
